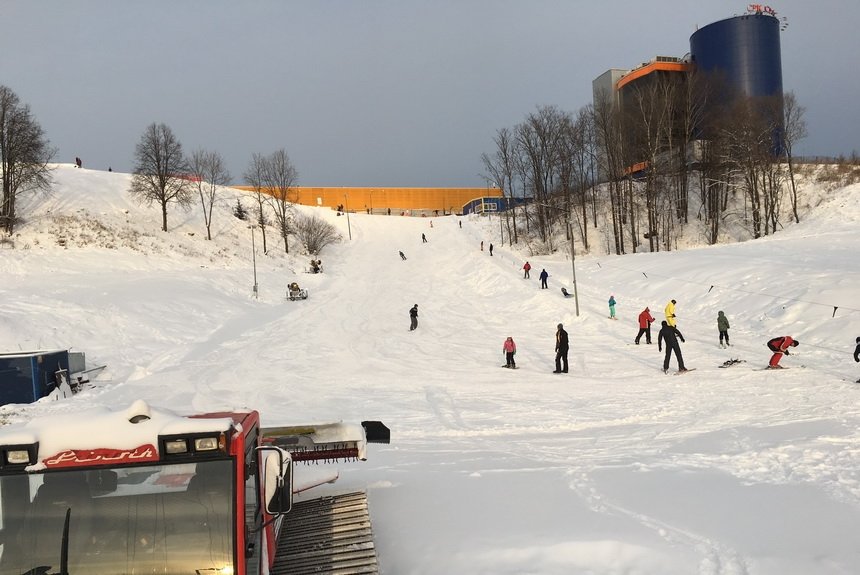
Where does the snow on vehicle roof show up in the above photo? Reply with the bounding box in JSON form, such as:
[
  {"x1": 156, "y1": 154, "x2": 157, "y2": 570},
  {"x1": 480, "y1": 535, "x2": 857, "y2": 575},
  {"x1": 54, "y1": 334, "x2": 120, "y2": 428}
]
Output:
[{"x1": 0, "y1": 399, "x2": 236, "y2": 467}]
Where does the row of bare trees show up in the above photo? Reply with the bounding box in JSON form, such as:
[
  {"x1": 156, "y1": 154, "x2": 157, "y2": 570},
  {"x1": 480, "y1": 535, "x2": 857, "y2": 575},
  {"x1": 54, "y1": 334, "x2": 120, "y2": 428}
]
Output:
[{"x1": 483, "y1": 71, "x2": 807, "y2": 257}]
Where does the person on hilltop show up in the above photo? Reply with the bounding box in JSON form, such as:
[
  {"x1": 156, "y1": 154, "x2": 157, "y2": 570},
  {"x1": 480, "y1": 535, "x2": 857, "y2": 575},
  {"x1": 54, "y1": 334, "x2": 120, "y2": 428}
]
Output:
[
  {"x1": 665, "y1": 299, "x2": 677, "y2": 327},
  {"x1": 635, "y1": 307, "x2": 655, "y2": 345},
  {"x1": 553, "y1": 323, "x2": 569, "y2": 373},
  {"x1": 502, "y1": 336, "x2": 517, "y2": 369},
  {"x1": 489, "y1": 243, "x2": 494, "y2": 256},
  {"x1": 409, "y1": 304, "x2": 419, "y2": 331},
  {"x1": 717, "y1": 311, "x2": 731, "y2": 348},
  {"x1": 523, "y1": 261, "x2": 531, "y2": 279},
  {"x1": 539, "y1": 269, "x2": 549, "y2": 289},
  {"x1": 766, "y1": 335, "x2": 798, "y2": 369},
  {"x1": 658, "y1": 320, "x2": 687, "y2": 374},
  {"x1": 608, "y1": 295, "x2": 617, "y2": 319}
]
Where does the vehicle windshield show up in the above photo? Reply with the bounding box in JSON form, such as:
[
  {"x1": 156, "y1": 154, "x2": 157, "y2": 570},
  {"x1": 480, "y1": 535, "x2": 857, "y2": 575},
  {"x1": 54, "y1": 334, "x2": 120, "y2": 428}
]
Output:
[{"x1": 0, "y1": 459, "x2": 234, "y2": 575}]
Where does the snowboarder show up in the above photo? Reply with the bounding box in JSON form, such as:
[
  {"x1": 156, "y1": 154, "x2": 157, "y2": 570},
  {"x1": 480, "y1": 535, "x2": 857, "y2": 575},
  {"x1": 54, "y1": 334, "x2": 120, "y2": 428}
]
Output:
[
  {"x1": 481, "y1": 241, "x2": 484, "y2": 251},
  {"x1": 608, "y1": 295, "x2": 617, "y2": 319},
  {"x1": 75, "y1": 157, "x2": 82, "y2": 168},
  {"x1": 766, "y1": 336, "x2": 798, "y2": 369},
  {"x1": 399, "y1": 251, "x2": 407, "y2": 261},
  {"x1": 635, "y1": 307, "x2": 655, "y2": 344},
  {"x1": 422, "y1": 233, "x2": 427, "y2": 243},
  {"x1": 717, "y1": 311, "x2": 731, "y2": 348},
  {"x1": 502, "y1": 337, "x2": 517, "y2": 368},
  {"x1": 523, "y1": 261, "x2": 531, "y2": 279},
  {"x1": 658, "y1": 320, "x2": 687, "y2": 374},
  {"x1": 489, "y1": 243, "x2": 494, "y2": 256},
  {"x1": 409, "y1": 304, "x2": 419, "y2": 331},
  {"x1": 854, "y1": 336, "x2": 860, "y2": 382},
  {"x1": 539, "y1": 269, "x2": 549, "y2": 289},
  {"x1": 665, "y1": 299, "x2": 677, "y2": 327},
  {"x1": 553, "y1": 323, "x2": 569, "y2": 373},
  {"x1": 561, "y1": 287, "x2": 572, "y2": 298}
]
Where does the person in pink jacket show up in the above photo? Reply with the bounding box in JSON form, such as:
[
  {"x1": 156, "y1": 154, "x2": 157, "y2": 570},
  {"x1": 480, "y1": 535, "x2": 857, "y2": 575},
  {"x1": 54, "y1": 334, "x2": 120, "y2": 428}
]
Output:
[{"x1": 502, "y1": 337, "x2": 517, "y2": 368}]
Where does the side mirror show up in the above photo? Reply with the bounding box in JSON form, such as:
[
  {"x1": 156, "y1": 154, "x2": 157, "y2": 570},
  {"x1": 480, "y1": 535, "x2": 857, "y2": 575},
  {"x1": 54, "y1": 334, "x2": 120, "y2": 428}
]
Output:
[{"x1": 259, "y1": 447, "x2": 293, "y2": 515}]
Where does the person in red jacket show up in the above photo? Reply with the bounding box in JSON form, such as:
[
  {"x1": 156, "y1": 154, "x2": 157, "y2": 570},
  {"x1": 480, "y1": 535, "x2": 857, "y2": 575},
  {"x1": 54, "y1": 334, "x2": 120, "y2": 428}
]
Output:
[
  {"x1": 766, "y1": 336, "x2": 799, "y2": 368},
  {"x1": 635, "y1": 307, "x2": 655, "y2": 345},
  {"x1": 502, "y1": 336, "x2": 517, "y2": 368},
  {"x1": 523, "y1": 261, "x2": 531, "y2": 279}
]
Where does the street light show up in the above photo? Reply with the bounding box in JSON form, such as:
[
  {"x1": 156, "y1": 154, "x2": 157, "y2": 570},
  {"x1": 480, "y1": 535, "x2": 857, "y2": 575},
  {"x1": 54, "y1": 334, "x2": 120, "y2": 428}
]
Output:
[
  {"x1": 539, "y1": 203, "x2": 580, "y2": 317},
  {"x1": 344, "y1": 194, "x2": 352, "y2": 240},
  {"x1": 249, "y1": 225, "x2": 258, "y2": 299}
]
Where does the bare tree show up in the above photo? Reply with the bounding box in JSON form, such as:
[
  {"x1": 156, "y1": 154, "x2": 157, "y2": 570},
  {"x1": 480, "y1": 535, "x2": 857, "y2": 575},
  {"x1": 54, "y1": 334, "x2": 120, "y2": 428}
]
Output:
[
  {"x1": 481, "y1": 127, "x2": 520, "y2": 246},
  {"x1": 294, "y1": 213, "x2": 341, "y2": 254},
  {"x1": 128, "y1": 123, "x2": 193, "y2": 232},
  {"x1": 782, "y1": 91, "x2": 807, "y2": 224},
  {"x1": 189, "y1": 149, "x2": 231, "y2": 240},
  {"x1": 0, "y1": 85, "x2": 55, "y2": 234},
  {"x1": 243, "y1": 153, "x2": 271, "y2": 253},
  {"x1": 261, "y1": 149, "x2": 299, "y2": 254}
]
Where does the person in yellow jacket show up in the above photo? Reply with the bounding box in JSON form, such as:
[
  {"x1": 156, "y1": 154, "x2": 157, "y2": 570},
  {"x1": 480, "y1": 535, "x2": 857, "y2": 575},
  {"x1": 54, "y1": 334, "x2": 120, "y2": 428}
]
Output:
[{"x1": 665, "y1": 299, "x2": 677, "y2": 327}]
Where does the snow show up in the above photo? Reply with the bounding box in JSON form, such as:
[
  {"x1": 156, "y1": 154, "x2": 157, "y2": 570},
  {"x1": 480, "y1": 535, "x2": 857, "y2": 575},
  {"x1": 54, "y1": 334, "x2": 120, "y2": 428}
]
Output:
[{"x1": 1, "y1": 164, "x2": 859, "y2": 574}]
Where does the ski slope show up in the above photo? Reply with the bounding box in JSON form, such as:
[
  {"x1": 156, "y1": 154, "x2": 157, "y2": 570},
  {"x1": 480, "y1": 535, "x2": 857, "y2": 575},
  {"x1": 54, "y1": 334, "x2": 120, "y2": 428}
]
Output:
[{"x1": 1, "y1": 165, "x2": 859, "y2": 574}]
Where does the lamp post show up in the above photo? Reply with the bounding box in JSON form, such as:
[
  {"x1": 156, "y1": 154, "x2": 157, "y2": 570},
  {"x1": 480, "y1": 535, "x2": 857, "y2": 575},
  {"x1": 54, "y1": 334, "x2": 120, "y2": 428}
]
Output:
[
  {"x1": 539, "y1": 203, "x2": 580, "y2": 317},
  {"x1": 344, "y1": 194, "x2": 352, "y2": 240},
  {"x1": 249, "y1": 225, "x2": 258, "y2": 299}
]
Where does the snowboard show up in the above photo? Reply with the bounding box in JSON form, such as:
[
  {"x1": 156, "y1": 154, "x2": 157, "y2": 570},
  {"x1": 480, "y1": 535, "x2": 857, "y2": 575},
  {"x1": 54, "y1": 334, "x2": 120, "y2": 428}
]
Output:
[
  {"x1": 672, "y1": 368, "x2": 696, "y2": 375},
  {"x1": 719, "y1": 359, "x2": 746, "y2": 368},
  {"x1": 501, "y1": 365, "x2": 519, "y2": 369}
]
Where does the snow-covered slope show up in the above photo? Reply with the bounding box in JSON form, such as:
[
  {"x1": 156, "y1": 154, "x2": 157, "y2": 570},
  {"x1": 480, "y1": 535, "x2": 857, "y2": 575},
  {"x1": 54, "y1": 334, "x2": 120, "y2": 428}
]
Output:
[{"x1": 1, "y1": 164, "x2": 858, "y2": 574}]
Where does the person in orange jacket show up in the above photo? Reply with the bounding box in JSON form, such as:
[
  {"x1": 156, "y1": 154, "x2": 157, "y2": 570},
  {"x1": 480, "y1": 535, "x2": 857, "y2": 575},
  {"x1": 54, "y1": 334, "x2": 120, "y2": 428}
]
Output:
[
  {"x1": 635, "y1": 307, "x2": 655, "y2": 344},
  {"x1": 766, "y1": 336, "x2": 799, "y2": 368}
]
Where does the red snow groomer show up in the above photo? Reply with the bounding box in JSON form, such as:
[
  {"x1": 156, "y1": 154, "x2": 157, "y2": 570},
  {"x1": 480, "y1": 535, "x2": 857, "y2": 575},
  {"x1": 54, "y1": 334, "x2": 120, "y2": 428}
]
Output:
[{"x1": 0, "y1": 400, "x2": 389, "y2": 574}]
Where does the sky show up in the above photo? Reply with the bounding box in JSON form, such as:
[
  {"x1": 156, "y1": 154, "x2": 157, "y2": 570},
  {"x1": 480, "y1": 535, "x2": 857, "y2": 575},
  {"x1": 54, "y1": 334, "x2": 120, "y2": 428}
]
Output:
[
  {"x1": 2, "y1": 1, "x2": 859, "y2": 187},
  {"x1": 0, "y1": 164, "x2": 859, "y2": 573}
]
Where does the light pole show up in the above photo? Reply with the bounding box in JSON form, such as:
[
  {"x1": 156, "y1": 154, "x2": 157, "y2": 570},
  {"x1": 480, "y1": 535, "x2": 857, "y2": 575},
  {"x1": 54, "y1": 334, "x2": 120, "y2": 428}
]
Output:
[
  {"x1": 539, "y1": 203, "x2": 580, "y2": 316},
  {"x1": 249, "y1": 225, "x2": 258, "y2": 299},
  {"x1": 344, "y1": 194, "x2": 352, "y2": 240}
]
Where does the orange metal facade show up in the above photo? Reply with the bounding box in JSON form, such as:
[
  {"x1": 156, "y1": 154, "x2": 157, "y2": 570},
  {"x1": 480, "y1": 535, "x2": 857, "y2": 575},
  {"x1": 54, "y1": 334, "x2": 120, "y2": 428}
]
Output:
[{"x1": 233, "y1": 186, "x2": 501, "y2": 215}]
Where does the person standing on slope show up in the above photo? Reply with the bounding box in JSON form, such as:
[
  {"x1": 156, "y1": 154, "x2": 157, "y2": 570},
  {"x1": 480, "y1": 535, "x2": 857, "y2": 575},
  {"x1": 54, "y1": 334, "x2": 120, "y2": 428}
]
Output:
[
  {"x1": 523, "y1": 261, "x2": 531, "y2": 279},
  {"x1": 766, "y1": 336, "x2": 798, "y2": 369},
  {"x1": 409, "y1": 304, "x2": 419, "y2": 331},
  {"x1": 717, "y1": 311, "x2": 731, "y2": 348},
  {"x1": 665, "y1": 299, "x2": 677, "y2": 327},
  {"x1": 854, "y1": 336, "x2": 860, "y2": 382},
  {"x1": 553, "y1": 323, "x2": 569, "y2": 373},
  {"x1": 635, "y1": 307, "x2": 655, "y2": 344},
  {"x1": 539, "y1": 269, "x2": 549, "y2": 289},
  {"x1": 608, "y1": 295, "x2": 617, "y2": 319},
  {"x1": 489, "y1": 243, "x2": 494, "y2": 256},
  {"x1": 422, "y1": 233, "x2": 428, "y2": 243},
  {"x1": 658, "y1": 320, "x2": 687, "y2": 374},
  {"x1": 502, "y1": 337, "x2": 517, "y2": 368}
]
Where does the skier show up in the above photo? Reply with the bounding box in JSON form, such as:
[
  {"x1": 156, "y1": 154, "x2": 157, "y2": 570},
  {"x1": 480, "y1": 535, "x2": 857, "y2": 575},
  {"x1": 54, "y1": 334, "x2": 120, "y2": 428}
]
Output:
[
  {"x1": 766, "y1": 336, "x2": 798, "y2": 369},
  {"x1": 422, "y1": 233, "x2": 427, "y2": 243},
  {"x1": 717, "y1": 311, "x2": 731, "y2": 348},
  {"x1": 665, "y1": 299, "x2": 677, "y2": 327},
  {"x1": 502, "y1": 337, "x2": 517, "y2": 368},
  {"x1": 658, "y1": 320, "x2": 687, "y2": 374},
  {"x1": 553, "y1": 323, "x2": 569, "y2": 373},
  {"x1": 854, "y1": 336, "x2": 860, "y2": 382},
  {"x1": 523, "y1": 261, "x2": 531, "y2": 279},
  {"x1": 635, "y1": 307, "x2": 655, "y2": 344},
  {"x1": 409, "y1": 304, "x2": 419, "y2": 331},
  {"x1": 539, "y1": 269, "x2": 549, "y2": 289},
  {"x1": 608, "y1": 295, "x2": 617, "y2": 319},
  {"x1": 489, "y1": 243, "x2": 494, "y2": 256},
  {"x1": 399, "y1": 251, "x2": 407, "y2": 261}
]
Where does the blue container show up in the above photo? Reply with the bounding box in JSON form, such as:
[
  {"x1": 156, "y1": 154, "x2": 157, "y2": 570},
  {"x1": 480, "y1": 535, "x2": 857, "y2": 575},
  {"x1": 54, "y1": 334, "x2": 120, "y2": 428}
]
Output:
[{"x1": 0, "y1": 350, "x2": 70, "y2": 405}]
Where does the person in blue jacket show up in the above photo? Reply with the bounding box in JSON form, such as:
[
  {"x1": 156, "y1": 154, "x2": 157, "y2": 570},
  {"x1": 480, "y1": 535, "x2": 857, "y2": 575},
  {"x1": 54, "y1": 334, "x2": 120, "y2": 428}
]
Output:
[
  {"x1": 608, "y1": 295, "x2": 617, "y2": 319},
  {"x1": 539, "y1": 269, "x2": 549, "y2": 289}
]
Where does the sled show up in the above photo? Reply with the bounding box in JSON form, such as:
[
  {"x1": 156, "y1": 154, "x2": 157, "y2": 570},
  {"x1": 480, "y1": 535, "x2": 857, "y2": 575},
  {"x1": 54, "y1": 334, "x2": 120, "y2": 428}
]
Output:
[{"x1": 287, "y1": 283, "x2": 309, "y2": 301}]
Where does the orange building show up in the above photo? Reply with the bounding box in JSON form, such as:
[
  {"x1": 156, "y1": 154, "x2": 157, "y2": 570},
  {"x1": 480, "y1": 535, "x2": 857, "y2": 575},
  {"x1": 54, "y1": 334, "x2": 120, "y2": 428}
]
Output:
[{"x1": 233, "y1": 186, "x2": 502, "y2": 216}]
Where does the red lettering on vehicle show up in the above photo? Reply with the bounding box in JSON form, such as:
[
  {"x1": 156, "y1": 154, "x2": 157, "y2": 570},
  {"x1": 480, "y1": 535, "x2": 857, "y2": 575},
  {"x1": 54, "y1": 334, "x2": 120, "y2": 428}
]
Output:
[{"x1": 44, "y1": 445, "x2": 159, "y2": 467}]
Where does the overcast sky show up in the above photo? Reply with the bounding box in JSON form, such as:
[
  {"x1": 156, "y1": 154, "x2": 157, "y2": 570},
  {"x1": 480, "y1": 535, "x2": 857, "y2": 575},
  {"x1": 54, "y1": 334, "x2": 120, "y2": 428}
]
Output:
[{"x1": 3, "y1": 1, "x2": 858, "y2": 186}]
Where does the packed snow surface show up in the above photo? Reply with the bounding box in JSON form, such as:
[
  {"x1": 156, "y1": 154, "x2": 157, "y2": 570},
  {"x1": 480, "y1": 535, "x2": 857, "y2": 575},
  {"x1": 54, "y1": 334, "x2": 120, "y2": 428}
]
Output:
[{"x1": 1, "y1": 165, "x2": 859, "y2": 574}]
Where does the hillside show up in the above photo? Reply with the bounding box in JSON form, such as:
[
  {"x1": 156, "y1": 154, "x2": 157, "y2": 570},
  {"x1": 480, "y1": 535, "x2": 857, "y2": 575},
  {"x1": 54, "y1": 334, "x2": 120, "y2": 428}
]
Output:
[{"x1": 1, "y1": 164, "x2": 859, "y2": 574}]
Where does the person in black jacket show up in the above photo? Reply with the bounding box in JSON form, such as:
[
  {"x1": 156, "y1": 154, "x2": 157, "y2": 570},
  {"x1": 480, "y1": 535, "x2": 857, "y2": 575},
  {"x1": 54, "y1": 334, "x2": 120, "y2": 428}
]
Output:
[
  {"x1": 658, "y1": 320, "x2": 687, "y2": 374},
  {"x1": 409, "y1": 304, "x2": 419, "y2": 331},
  {"x1": 553, "y1": 323, "x2": 569, "y2": 373},
  {"x1": 854, "y1": 336, "x2": 860, "y2": 382}
]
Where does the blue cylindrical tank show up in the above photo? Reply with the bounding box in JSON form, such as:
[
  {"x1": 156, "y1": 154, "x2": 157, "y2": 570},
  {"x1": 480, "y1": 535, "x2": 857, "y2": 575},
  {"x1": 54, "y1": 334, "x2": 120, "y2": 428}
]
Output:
[{"x1": 690, "y1": 14, "x2": 783, "y2": 99}]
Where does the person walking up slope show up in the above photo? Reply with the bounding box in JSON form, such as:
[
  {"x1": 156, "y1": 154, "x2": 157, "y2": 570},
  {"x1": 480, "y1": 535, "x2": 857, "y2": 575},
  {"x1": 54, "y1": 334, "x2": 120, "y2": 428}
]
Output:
[
  {"x1": 409, "y1": 304, "x2": 419, "y2": 331},
  {"x1": 635, "y1": 307, "x2": 655, "y2": 344},
  {"x1": 717, "y1": 311, "x2": 731, "y2": 348},
  {"x1": 766, "y1": 336, "x2": 798, "y2": 369},
  {"x1": 539, "y1": 269, "x2": 549, "y2": 289},
  {"x1": 502, "y1": 337, "x2": 517, "y2": 368},
  {"x1": 523, "y1": 261, "x2": 531, "y2": 279},
  {"x1": 553, "y1": 323, "x2": 569, "y2": 373},
  {"x1": 658, "y1": 320, "x2": 687, "y2": 374},
  {"x1": 608, "y1": 295, "x2": 617, "y2": 319},
  {"x1": 665, "y1": 299, "x2": 677, "y2": 327}
]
